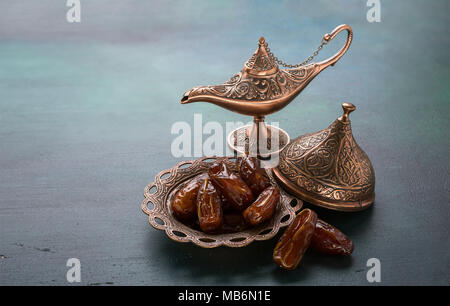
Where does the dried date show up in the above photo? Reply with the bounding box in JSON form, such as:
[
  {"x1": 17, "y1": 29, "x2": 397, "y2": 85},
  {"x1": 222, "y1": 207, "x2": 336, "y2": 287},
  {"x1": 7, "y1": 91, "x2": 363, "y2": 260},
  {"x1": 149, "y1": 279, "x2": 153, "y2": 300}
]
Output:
[
  {"x1": 238, "y1": 156, "x2": 271, "y2": 196},
  {"x1": 208, "y1": 162, "x2": 253, "y2": 211},
  {"x1": 242, "y1": 186, "x2": 280, "y2": 226},
  {"x1": 311, "y1": 219, "x2": 354, "y2": 256},
  {"x1": 221, "y1": 213, "x2": 249, "y2": 233},
  {"x1": 273, "y1": 209, "x2": 317, "y2": 270},
  {"x1": 171, "y1": 173, "x2": 207, "y2": 221},
  {"x1": 197, "y1": 177, "x2": 223, "y2": 233}
]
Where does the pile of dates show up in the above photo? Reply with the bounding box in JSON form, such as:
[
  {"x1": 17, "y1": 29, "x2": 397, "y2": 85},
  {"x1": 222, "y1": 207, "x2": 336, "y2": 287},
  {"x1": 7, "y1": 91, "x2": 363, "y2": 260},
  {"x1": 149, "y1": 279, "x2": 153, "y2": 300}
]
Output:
[
  {"x1": 171, "y1": 157, "x2": 279, "y2": 233},
  {"x1": 171, "y1": 156, "x2": 354, "y2": 271},
  {"x1": 273, "y1": 208, "x2": 354, "y2": 270}
]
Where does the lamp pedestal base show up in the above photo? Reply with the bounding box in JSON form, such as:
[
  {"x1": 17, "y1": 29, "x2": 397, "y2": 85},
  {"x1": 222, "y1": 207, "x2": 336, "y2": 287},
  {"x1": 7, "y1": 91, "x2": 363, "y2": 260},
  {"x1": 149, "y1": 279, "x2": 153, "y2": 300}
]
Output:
[{"x1": 227, "y1": 116, "x2": 290, "y2": 160}]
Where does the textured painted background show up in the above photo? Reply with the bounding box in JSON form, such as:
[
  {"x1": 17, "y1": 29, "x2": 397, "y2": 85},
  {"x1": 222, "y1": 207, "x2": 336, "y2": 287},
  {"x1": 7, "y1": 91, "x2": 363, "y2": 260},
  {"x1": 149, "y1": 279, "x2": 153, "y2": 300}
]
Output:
[{"x1": 0, "y1": 0, "x2": 449, "y2": 285}]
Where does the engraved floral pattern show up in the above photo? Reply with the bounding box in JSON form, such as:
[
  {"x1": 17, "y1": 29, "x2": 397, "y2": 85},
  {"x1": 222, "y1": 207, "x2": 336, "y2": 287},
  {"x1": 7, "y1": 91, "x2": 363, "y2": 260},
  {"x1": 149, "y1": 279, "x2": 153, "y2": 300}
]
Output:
[
  {"x1": 245, "y1": 53, "x2": 276, "y2": 71},
  {"x1": 188, "y1": 64, "x2": 318, "y2": 102},
  {"x1": 278, "y1": 119, "x2": 375, "y2": 203}
]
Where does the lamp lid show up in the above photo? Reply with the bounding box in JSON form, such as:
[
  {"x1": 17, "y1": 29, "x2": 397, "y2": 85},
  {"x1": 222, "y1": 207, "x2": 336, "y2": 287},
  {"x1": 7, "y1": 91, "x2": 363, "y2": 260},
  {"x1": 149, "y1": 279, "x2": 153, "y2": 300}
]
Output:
[
  {"x1": 273, "y1": 103, "x2": 375, "y2": 211},
  {"x1": 243, "y1": 37, "x2": 279, "y2": 76}
]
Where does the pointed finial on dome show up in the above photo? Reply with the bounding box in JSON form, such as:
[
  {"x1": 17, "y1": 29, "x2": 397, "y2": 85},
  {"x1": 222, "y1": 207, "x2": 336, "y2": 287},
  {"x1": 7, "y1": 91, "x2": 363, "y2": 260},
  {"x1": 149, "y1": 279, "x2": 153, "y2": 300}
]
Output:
[{"x1": 339, "y1": 102, "x2": 356, "y2": 123}]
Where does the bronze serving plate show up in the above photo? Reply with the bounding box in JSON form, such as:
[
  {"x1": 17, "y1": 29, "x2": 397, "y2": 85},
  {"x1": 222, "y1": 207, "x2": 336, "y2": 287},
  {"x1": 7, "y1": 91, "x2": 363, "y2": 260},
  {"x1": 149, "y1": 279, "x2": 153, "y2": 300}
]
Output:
[{"x1": 142, "y1": 156, "x2": 303, "y2": 248}]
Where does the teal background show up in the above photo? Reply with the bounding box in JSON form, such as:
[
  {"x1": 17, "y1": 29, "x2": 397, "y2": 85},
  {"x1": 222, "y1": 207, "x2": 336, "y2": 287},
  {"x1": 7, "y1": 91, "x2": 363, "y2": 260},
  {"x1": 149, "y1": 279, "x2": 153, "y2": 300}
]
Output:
[{"x1": 0, "y1": 0, "x2": 449, "y2": 285}]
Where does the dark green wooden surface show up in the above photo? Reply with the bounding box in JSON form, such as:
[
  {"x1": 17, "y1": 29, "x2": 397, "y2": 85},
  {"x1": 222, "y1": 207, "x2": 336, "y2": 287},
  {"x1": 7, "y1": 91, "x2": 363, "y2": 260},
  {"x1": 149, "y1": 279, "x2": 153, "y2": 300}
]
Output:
[{"x1": 0, "y1": 0, "x2": 449, "y2": 285}]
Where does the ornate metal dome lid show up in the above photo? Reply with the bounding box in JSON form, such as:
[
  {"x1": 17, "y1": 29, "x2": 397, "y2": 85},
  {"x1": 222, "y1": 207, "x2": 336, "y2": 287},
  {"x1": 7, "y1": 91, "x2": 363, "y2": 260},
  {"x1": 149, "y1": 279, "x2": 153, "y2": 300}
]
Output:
[
  {"x1": 243, "y1": 37, "x2": 279, "y2": 76},
  {"x1": 273, "y1": 103, "x2": 375, "y2": 212}
]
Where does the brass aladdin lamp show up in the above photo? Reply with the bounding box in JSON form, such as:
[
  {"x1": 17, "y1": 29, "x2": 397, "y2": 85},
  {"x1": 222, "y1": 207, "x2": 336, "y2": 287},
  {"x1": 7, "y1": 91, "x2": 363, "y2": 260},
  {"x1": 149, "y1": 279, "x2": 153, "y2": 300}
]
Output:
[{"x1": 181, "y1": 24, "x2": 353, "y2": 156}]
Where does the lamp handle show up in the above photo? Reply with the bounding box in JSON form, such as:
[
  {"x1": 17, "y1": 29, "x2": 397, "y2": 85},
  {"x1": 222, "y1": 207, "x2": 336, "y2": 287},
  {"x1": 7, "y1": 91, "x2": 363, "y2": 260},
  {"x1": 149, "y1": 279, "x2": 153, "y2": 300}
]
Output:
[{"x1": 317, "y1": 24, "x2": 353, "y2": 69}]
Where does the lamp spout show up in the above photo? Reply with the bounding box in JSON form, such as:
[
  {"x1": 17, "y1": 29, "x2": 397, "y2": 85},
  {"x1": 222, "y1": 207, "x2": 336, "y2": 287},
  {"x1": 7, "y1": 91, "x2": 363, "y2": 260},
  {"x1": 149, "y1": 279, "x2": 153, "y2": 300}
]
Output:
[{"x1": 181, "y1": 88, "x2": 196, "y2": 104}]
